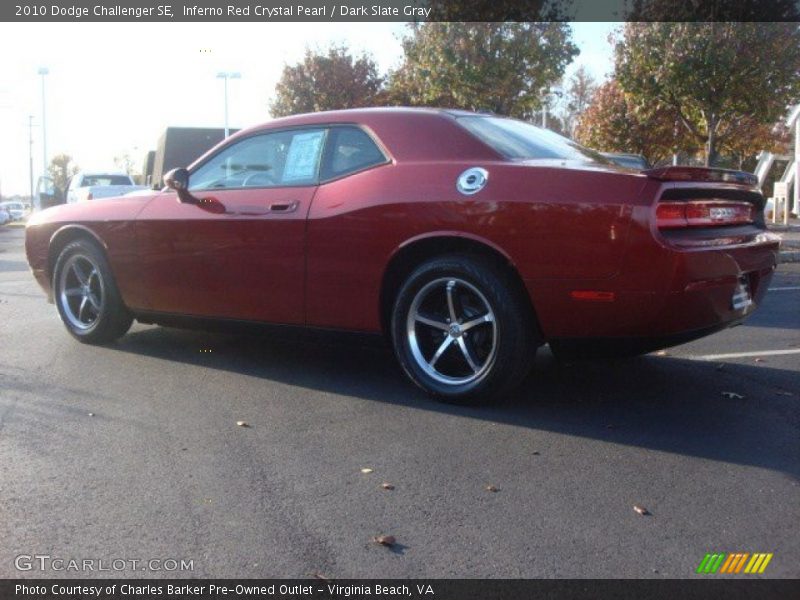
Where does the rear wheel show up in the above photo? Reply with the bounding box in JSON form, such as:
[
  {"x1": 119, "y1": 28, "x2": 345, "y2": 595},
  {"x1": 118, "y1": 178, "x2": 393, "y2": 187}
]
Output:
[
  {"x1": 53, "y1": 239, "x2": 133, "y2": 344},
  {"x1": 391, "y1": 254, "x2": 537, "y2": 405}
]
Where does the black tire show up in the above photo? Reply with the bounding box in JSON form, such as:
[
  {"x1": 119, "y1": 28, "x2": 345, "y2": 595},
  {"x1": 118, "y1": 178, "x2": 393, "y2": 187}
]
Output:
[
  {"x1": 52, "y1": 238, "x2": 133, "y2": 344},
  {"x1": 390, "y1": 254, "x2": 538, "y2": 405}
]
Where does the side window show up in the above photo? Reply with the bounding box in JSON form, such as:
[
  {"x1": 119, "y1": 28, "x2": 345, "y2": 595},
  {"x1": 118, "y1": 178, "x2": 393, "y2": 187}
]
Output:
[
  {"x1": 189, "y1": 128, "x2": 326, "y2": 191},
  {"x1": 320, "y1": 127, "x2": 386, "y2": 181}
]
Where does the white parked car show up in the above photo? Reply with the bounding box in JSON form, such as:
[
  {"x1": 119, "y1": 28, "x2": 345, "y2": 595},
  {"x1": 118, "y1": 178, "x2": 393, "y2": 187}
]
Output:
[
  {"x1": 0, "y1": 201, "x2": 28, "y2": 221},
  {"x1": 66, "y1": 172, "x2": 148, "y2": 203},
  {"x1": 0, "y1": 207, "x2": 11, "y2": 226}
]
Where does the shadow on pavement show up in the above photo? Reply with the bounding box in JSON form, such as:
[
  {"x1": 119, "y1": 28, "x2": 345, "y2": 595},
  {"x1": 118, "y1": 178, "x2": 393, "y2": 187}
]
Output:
[{"x1": 110, "y1": 324, "x2": 800, "y2": 480}]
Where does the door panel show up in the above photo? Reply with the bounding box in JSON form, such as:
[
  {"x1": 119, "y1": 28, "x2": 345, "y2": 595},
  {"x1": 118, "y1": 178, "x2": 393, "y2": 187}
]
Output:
[{"x1": 135, "y1": 187, "x2": 315, "y2": 325}]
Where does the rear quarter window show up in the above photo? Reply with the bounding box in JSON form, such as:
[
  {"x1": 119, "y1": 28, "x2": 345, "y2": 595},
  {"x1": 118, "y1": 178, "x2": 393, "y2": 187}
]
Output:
[{"x1": 320, "y1": 127, "x2": 387, "y2": 181}]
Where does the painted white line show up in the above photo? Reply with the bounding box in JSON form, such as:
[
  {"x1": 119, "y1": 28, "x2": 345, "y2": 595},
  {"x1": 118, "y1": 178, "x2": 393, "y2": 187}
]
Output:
[
  {"x1": 769, "y1": 286, "x2": 800, "y2": 291},
  {"x1": 688, "y1": 349, "x2": 800, "y2": 361}
]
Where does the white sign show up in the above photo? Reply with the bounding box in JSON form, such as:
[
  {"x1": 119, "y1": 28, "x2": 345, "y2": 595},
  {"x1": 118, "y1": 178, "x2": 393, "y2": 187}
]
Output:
[{"x1": 282, "y1": 131, "x2": 325, "y2": 183}]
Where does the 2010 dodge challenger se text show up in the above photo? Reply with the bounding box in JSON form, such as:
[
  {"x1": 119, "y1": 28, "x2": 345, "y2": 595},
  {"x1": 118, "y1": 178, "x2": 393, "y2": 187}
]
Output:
[{"x1": 25, "y1": 108, "x2": 780, "y2": 404}]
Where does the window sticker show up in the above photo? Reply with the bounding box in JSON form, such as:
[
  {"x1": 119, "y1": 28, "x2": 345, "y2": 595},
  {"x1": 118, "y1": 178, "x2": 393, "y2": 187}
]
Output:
[{"x1": 282, "y1": 130, "x2": 325, "y2": 182}]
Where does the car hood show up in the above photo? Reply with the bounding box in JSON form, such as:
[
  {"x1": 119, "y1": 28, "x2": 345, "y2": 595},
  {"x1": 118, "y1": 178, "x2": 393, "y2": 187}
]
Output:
[{"x1": 27, "y1": 193, "x2": 158, "y2": 226}]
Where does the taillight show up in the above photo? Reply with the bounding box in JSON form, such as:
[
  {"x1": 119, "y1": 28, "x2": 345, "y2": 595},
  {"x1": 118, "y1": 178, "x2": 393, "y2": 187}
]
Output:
[{"x1": 656, "y1": 201, "x2": 754, "y2": 229}]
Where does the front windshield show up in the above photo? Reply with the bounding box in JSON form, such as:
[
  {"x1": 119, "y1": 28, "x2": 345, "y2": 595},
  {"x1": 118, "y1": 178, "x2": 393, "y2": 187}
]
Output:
[{"x1": 457, "y1": 115, "x2": 610, "y2": 163}]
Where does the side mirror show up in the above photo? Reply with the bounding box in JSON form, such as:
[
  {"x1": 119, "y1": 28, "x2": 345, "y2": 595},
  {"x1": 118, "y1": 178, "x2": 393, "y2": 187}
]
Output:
[
  {"x1": 163, "y1": 168, "x2": 195, "y2": 205},
  {"x1": 164, "y1": 167, "x2": 189, "y2": 191}
]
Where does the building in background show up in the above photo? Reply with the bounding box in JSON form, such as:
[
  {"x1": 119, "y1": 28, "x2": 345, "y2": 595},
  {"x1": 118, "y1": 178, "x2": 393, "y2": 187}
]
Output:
[{"x1": 147, "y1": 127, "x2": 238, "y2": 188}]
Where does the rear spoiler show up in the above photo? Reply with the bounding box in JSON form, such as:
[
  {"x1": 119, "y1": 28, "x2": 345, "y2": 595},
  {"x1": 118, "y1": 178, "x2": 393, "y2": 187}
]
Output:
[{"x1": 644, "y1": 167, "x2": 758, "y2": 187}]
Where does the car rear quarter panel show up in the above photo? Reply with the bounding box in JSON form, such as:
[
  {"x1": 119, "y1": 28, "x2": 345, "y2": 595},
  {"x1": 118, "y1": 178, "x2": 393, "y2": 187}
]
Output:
[{"x1": 306, "y1": 160, "x2": 649, "y2": 332}]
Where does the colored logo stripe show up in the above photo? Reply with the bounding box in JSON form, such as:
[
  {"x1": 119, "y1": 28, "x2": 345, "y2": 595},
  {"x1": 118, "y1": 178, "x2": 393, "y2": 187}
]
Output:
[
  {"x1": 697, "y1": 552, "x2": 773, "y2": 574},
  {"x1": 697, "y1": 553, "x2": 726, "y2": 573},
  {"x1": 744, "y1": 553, "x2": 774, "y2": 574}
]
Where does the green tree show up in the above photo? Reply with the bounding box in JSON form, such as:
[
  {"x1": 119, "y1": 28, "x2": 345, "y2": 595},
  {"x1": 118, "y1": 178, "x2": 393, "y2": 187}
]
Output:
[
  {"x1": 270, "y1": 45, "x2": 384, "y2": 117},
  {"x1": 623, "y1": 0, "x2": 799, "y2": 21},
  {"x1": 718, "y1": 117, "x2": 792, "y2": 170},
  {"x1": 560, "y1": 65, "x2": 597, "y2": 138},
  {"x1": 386, "y1": 23, "x2": 578, "y2": 118},
  {"x1": 615, "y1": 22, "x2": 800, "y2": 165},
  {"x1": 48, "y1": 154, "x2": 79, "y2": 197},
  {"x1": 574, "y1": 79, "x2": 693, "y2": 167}
]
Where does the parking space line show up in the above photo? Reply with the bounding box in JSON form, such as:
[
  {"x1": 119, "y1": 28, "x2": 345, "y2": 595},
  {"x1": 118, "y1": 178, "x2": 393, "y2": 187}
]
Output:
[
  {"x1": 687, "y1": 349, "x2": 800, "y2": 361},
  {"x1": 769, "y1": 286, "x2": 800, "y2": 291}
]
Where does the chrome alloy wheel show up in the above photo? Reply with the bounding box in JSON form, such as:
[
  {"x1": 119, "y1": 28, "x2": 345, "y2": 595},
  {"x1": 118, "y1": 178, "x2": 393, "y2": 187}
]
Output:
[
  {"x1": 58, "y1": 254, "x2": 105, "y2": 331},
  {"x1": 406, "y1": 277, "x2": 498, "y2": 386}
]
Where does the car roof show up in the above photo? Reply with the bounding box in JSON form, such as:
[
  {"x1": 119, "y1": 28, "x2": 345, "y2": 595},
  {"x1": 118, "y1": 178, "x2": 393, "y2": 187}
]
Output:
[
  {"x1": 190, "y1": 107, "x2": 503, "y2": 167},
  {"x1": 78, "y1": 171, "x2": 131, "y2": 177},
  {"x1": 241, "y1": 107, "x2": 480, "y2": 132}
]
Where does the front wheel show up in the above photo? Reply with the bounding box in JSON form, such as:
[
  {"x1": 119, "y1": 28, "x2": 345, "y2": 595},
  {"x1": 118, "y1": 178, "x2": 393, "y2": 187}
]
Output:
[
  {"x1": 391, "y1": 255, "x2": 537, "y2": 405},
  {"x1": 53, "y1": 239, "x2": 133, "y2": 344}
]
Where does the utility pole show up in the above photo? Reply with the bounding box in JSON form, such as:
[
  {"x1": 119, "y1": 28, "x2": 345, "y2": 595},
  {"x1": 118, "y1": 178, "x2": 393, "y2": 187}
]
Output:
[
  {"x1": 28, "y1": 115, "x2": 35, "y2": 208},
  {"x1": 38, "y1": 67, "x2": 49, "y2": 175},
  {"x1": 216, "y1": 72, "x2": 240, "y2": 137}
]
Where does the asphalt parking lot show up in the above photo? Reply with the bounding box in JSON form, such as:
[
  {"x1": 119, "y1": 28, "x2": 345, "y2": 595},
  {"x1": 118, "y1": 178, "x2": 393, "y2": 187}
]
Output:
[{"x1": 1, "y1": 224, "x2": 798, "y2": 579}]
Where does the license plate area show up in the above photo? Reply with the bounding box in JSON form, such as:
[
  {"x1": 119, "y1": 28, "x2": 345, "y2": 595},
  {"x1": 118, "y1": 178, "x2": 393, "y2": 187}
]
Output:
[{"x1": 732, "y1": 274, "x2": 753, "y2": 311}]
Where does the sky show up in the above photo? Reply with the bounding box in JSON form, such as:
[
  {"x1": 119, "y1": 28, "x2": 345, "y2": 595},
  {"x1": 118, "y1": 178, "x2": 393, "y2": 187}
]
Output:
[{"x1": 0, "y1": 22, "x2": 618, "y2": 197}]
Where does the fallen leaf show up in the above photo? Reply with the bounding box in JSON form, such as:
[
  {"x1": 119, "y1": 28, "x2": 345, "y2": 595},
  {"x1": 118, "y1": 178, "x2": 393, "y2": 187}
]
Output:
[
  {"x1": 312, "y1": 572, "x2": 330, "y2": 582},
  {"x1": 380, "y1": 482, "x2": 395, "y2": 490},
  {"x1": 633, "y1": 505, "x2": 649, "y2": 516},
  {"x1": 360, "y1": 468, "x2": 373, "y2": 474},
  {"x1": 485, "y1": 485, "x2": 499, "y2": 493},
  {"x1": 721, "y1": 391, "x2": 744, "y2": 400},
  {"x1": 236, "y1": 421, "x2": 250, "y2": 427},
  {"x1": 532, "y1": 451, "x2": 541, "y2": 456},
  {"x1": 754, "y1": 358, "x2": 765, "y2": 363},
  {"x1": 373, "y1": 534, "x2": 396, "y2": 547}
]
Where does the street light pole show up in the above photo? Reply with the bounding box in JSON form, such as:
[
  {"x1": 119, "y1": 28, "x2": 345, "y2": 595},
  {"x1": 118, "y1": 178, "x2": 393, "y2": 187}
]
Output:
[
  {"x1": 28, "y1": 115, "x2": 35, "y2": 208},
  {"x1": 540, "y1": 87, "x2": 562, "y2": 130},
  {"x1": 216, "y1": 72, "x2": 240, "y2": 137},
  {"x1": 38, "y1": 67, "x2": 49, "y2": 176}
]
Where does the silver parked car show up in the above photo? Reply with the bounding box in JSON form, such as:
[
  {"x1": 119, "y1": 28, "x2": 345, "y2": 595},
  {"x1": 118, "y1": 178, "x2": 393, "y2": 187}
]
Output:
[{"x1": 0, "y1": 201, "x2": 27, "y2": 221}]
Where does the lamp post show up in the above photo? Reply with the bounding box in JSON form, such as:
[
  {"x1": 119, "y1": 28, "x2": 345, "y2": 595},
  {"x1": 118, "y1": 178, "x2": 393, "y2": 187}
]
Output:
[
  {"x1": 28, "y1": 115, "x2": 35, "y2": 209},
  {"x1": 216, "y1": 71, "x2": 241, "y2": 137},
  {"x1": 541, "y1": 87, "x2": 562, "y2": 129},
  {"x1": 38, "y1": 67, "x2": 49, "y2": 175}
]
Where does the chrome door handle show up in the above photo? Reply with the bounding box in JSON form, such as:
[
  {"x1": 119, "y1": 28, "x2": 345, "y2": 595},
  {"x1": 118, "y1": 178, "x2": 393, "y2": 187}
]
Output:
[{"x1": 268, "y1": 201, "x2": 299, "y2": 213}]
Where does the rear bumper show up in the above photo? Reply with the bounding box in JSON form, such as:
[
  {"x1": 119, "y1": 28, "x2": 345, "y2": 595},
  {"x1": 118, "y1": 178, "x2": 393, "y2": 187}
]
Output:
[{"x1": 527, "y1": 234, "x2": 779, "y2": 342}]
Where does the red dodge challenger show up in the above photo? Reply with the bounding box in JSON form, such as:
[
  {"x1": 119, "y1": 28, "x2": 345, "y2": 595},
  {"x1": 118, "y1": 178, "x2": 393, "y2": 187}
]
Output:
[{"x1": 25, "y1": 108, "x2": 780, "y2": 404}]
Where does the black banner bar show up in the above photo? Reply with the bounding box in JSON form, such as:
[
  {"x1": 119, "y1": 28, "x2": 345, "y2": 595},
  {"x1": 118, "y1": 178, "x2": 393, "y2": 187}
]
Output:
[
  {"x1": 2, "y1": 0, "x2": 800, "y2": 22},
  {"x1": 3, "y1": 579, "x2": 800, "y2": 600}
]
